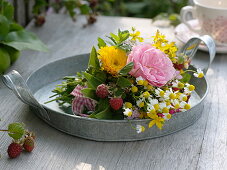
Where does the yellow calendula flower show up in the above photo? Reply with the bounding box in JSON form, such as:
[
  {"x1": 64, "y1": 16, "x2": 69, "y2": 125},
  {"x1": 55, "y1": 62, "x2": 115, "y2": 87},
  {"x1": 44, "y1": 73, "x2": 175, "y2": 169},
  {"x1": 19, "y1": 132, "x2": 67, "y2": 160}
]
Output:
[
  {"x1": 147, "y1": 112, "x2": 165, "y2": 129},
  {"x1": 98, "y1": 46, "x2": 127, "y2": 75}
]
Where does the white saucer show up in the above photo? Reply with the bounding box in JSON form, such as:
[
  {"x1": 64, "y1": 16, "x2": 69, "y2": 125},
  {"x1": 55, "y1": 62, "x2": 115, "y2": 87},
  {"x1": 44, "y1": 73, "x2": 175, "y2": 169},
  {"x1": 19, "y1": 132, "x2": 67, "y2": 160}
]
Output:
[{"x1": 174, "y1": 20, "x2": 227, "y2": 54}]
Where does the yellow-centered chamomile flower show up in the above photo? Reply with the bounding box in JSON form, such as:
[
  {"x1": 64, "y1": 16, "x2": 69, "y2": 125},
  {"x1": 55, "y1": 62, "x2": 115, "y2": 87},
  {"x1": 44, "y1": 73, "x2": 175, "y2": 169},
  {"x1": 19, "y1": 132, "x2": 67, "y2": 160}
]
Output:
[
  {"x1": 98, "y1": 46, "x2": 127, "y2": 75},
  {"x1": 136, "y1": 76, "x2": 144, "y2": 85},
  {"x1": 179, "y1": 101, "x2": 191, "y2": 112},
  {"x1": 123, "y1": 108, "x2": 133, "y2": 117},
  {"x1": 137, "y1": 99, "x2": 145, "y2": 108},
  {"x1": 155, "y1": 88, "x2": 165, "y2": 98},
  {"x1": 194, "y1": 68, "x2": 204, "y2": 78},
  {"x1": 184, "y1": 83, "x2": 195, "y2": 94},
  {"x1": 163, "y1": 113, "x2": 172, "y2": 120},
  {"x1": 136, "y1": 125, "x2": 145, "y2": 133}
]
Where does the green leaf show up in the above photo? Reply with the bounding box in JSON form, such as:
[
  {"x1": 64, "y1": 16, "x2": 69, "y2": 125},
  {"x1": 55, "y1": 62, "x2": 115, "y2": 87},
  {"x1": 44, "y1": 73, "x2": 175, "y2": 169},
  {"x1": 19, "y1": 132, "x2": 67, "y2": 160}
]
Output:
[
  {"x1": 0, "y1": 15, "x2": 10, "y2": 40},
  {"x1": 83, "y1": 72, "x2": 103, "y2": 89},
  {"x1": 95, "y1": 106, "x2": 112, "y2": 119},
  {"x1": 80, "y1": 4, "x2": 90, "y2": 14},
  {"x1": 88, "y1": 46, "x2": 99, "y2": 69},
  {"x1": 0, "y1": 0, "x2": 14, "y2": 20},
  {"x1": 117, "y1": 77, "x2": 132, "y2": 88},
  {"x1": 8, "y1": 122, "x2": 25, "y2": 140},
  {"x1": 181, "y1": 73, "x2": 191, "y2": 83},
  {"x1": 32, "y1": 0, "x2": 47, "y2": 15},
  {"x1": 119, "y1": 62, "x2": 134, "y2": 75},
  {"x1": 9, "y1": 22, "x2": 23, "y2": 32},
  {"x1": 97, "y1": 37, "x2": 106, "y2": 48},
  {"x1": 81, "y1": 88, "x2": 97, "y2": 100},
  {"x1": 2, "y1": 30, "x2": 48, "y2": 51},
  {"x1": 110, "y1": 33, "x2": 119, "y2": 42},
  {"x1": 95, "y1": 70, "x2": 107, "y2": 82}
]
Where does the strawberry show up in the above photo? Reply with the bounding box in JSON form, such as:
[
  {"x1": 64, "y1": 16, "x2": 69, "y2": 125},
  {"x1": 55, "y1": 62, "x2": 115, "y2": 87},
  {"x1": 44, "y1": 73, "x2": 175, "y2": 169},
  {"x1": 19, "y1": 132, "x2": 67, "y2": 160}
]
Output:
[
  {"x1": 23, "y1": 137, "x2": 35, "y2": 152},
  {"x1": 7, "y1": 143, "x2": 22, "y2": 158},
  {"x1": 96, "y1": 84, "x2": 109, "y2": 98},
  {"x1": 109, "y1": 97, "x2": 123, "y2": 110}
]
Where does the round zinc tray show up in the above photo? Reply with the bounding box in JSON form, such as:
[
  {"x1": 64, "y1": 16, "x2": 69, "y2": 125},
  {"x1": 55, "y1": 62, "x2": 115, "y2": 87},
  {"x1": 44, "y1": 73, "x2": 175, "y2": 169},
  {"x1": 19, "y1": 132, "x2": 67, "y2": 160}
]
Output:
[{"x1": 2, "y1": 36, "x2": 215, "y2": 141}]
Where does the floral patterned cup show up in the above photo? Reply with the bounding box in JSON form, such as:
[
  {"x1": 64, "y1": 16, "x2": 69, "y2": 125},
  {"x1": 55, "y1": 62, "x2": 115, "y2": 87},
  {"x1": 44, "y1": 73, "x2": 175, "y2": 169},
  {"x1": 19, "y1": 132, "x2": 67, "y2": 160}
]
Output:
[{"x1": 180, "y1": 0, "x2": 227, "y2": 45}]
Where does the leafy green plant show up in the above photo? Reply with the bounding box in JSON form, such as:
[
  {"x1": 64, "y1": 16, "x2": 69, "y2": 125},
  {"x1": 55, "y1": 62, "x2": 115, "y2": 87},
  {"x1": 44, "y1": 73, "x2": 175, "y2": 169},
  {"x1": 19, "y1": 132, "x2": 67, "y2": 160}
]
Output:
[
  {"x1": 0, "y1": 0, "x2": 48, "y2": 74},
  {"x1": 32, "y1": 0, "x2": 98, "y2": 26}
]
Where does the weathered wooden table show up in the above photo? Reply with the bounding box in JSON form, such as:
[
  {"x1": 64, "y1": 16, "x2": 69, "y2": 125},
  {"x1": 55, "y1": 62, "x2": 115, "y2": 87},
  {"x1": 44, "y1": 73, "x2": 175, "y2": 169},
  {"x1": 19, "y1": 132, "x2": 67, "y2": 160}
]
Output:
[{"x1": 0, "y1": 14, "x2": 227, "y2": 170}]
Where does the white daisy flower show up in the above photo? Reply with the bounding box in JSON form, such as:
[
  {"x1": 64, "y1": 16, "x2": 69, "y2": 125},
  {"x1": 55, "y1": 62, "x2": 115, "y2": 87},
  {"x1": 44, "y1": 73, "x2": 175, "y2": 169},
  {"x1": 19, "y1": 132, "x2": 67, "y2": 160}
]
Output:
[
  {"x1": 136, "y1": 76, "x2": 144, "y2": 82},
  {"x1": 136, "y1": 99, "x2": 145, "y2": 108},
  {"x1": 184, "y1": 83, "x2": 195, "y2": 94},
  {"x1": 155, "y1": 88, "x2": 165, "y2": 98},
  {"x1": 136, "y1": 125, "x2": 145, "y2": 133},
  {"x1": 123, "y1": 108, "x2": 133, "y2": 117},
  {"x1": 193, "y1": 68, "x2": 204, "y2": 78},
  {"x1": 164, "y1": 88, "x2": 177, "y2": 100}
]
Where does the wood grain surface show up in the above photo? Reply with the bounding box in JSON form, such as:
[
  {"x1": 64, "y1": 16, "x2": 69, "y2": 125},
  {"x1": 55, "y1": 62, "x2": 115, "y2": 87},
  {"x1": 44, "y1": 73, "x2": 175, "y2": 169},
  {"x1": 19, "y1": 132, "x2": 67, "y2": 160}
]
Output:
[{"x1": 0, "y1": 14, "x2": 226, "y2": 170}]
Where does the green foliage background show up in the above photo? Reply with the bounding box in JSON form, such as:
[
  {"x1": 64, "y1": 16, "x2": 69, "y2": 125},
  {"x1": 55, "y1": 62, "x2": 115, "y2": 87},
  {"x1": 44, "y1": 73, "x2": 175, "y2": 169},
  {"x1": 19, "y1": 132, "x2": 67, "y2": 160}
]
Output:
[{"x1": 97, "y1": 0, "x2": 188, "y2": 18}]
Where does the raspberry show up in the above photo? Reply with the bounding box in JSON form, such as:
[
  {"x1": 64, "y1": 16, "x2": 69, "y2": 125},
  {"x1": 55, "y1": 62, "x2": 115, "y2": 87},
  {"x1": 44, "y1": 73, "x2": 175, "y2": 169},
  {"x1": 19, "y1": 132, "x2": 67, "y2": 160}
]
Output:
[
  {"x1": 96, "y1": 84, "x2": 109, "y2": 98},
  {"x1": 173, "y1": 63, "x2": 184, "y2": 70},
  {"x1": 7, "y1": 143, "x2": 22, "y2": 158},
  {"x1": 109, "y1": 98, "x2": 123, "y2": 110},
  {"x1": 23, "y1": 137, "x2": 35, "y2": 152}
]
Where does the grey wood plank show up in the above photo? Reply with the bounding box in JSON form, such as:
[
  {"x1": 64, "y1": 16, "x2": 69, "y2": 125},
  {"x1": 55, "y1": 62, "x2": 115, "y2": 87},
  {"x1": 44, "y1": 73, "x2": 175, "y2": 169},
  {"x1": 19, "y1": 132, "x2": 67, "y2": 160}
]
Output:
[{"x1": 0, "y1": 14, "x2": 225, "y2": 170}]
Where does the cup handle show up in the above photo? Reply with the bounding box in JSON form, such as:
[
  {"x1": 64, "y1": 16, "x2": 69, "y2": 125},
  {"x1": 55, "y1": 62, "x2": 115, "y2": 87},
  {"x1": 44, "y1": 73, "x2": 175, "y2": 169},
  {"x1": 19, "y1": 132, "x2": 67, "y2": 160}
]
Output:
[
  {"x1": 180, "y1": 6, "x2": 200, "y2": 33},
  {"x1": 181, "y1": 35, "x2": 216, "y2": 74},
  {"x1": 1, "y1": 70, "x2": 50, "y2": 120}
]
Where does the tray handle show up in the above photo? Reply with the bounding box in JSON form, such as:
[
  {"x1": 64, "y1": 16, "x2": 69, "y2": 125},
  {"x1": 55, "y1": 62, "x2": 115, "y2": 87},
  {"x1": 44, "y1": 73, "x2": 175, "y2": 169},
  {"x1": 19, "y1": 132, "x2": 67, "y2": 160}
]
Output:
[
  {"x1": 181, "y1": 35, "x2": 216, "y2": 74},
  {"x1": 2, "y1": 70, "x2": 50, "y2": 120}
]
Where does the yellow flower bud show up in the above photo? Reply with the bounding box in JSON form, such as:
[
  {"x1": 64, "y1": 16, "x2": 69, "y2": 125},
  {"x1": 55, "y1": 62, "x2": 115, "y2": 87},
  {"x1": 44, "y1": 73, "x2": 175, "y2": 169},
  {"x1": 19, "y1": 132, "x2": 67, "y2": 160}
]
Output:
[
  {"x1": 198, "y1": 73, "x2": 204, "y2": 78},
  {"x1": 178, "y1": 82, "x2": 184, "y2": 88},
  {"x1": 131, "y1": 86, "x2": 138, "y2": 93},
  {"x1": 154, "y1": 104, "x2": 160, "y2": 110},
  {"x1": 166, "y1": 114, "x2": 172, "y2": 119},
  {"x1": 137, "y1": 80, "x2": 144, "y2": 85},
  {"x1": 139, "y1": 102, "x2": 145, "y2": 108},
  {"x1": 160, "y1": 91, "x2": 165, "y2": 97},
  {"x1": 174, "y1": 103, "x2": 180, "y2": 109},
  {"x1": 169, "y1": 93, "x2": 176, "y2": 99},
  {"x1": 143, "y1": 91, "x2": 150, "y2": 98},
  {"x1": 188, "y1": 85, "x2": 195, "y2": 91},
  {"x1": 184, "y1": 104, "x2": 191, "y2": 110},
  {"x1": 125, "y1": 102, "x2": 132, "y2": 108},
  {"x1": 147, "y1": 85, "x2": 153, "y2": 90},
  {"x1": 143, "y1": 80, "x2": 149, "y2": 86},
  {"x1": 162, "y1": 107, "x2": 169, "y2": 113}
]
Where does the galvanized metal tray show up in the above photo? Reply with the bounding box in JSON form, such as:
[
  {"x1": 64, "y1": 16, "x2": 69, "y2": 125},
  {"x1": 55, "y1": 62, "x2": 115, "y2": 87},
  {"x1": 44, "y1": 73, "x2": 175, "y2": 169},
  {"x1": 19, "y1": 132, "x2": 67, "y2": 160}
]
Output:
[{"x1": 2, "y1": 36, "x2": 215, "y2": 141}]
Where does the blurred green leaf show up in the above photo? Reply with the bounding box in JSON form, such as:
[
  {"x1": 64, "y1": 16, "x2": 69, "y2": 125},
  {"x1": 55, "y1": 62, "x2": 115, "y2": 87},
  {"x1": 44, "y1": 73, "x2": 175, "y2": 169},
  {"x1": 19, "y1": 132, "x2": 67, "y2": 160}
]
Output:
[
  {"x1": 0, "y1": 0, "x2": 14, "y2": 20},
  {"x1": 0, "y1": 15, "x2": 9, "y2": 40},
  {"x1": 97, "y1": 37, "x2": 106, "y2": 48},
  {"x1": 117, "y1": 77, "x2": 131, "y2": 88},
  {"x1": 2, "y1": 30, "x2": 48, "y2": 51},
  {"x1": 80, "y1": 4, "x2": 90, "y2": 14}
]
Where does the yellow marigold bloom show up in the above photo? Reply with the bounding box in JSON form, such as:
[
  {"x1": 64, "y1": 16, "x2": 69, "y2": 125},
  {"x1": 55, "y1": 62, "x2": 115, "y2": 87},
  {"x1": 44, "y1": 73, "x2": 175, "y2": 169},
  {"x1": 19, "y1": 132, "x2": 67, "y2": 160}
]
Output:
[{"x1": 98, "y1": 46, "x2": 127, "y2": 75}]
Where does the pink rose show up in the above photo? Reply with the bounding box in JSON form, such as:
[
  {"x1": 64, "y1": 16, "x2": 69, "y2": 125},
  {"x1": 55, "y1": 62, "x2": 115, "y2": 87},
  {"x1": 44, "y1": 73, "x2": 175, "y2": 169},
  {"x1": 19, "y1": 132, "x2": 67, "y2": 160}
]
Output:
[{"x1": 127, "y1": 44, "x2": 176, "y2": 87}]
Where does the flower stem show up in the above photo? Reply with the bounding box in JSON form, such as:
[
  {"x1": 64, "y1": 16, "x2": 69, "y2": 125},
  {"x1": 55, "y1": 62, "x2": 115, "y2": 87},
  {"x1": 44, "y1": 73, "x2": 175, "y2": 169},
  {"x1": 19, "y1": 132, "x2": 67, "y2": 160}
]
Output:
[{"x1": 0, "y1": 130, "x2": 8, "y2": 132}]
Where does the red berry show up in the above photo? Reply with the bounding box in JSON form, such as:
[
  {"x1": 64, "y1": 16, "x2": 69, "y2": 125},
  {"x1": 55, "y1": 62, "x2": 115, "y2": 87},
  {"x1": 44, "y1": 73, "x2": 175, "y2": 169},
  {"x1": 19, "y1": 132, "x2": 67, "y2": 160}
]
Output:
[
  {"x1": 96, "y1": 84, "x2": 109, "y2": 98},
  {"x1": 172, "y1": 87, "x2": 180, "y2": 91},
  {"x1": 173, "y1": 63, "x2": 184, "y2": 70},
  {"x1": 23, "y1": 137, "x2": 35, "y2": 152},
  {"x1": 109, "y1": 98, "x2": 123, "y2": 110},
  {"x1": 35, "y1": 15, "x2": 46, "y2": 27},
  {"x1": 7, "y1": 143, "x2": 22, "y2": 158}
]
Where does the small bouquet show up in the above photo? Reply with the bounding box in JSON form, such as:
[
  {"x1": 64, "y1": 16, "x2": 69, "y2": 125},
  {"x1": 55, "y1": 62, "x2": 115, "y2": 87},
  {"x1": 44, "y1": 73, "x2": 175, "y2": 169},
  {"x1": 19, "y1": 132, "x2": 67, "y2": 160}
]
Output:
[{"x1": 49, "y1": 28, "x2": 204, "y2": 133}]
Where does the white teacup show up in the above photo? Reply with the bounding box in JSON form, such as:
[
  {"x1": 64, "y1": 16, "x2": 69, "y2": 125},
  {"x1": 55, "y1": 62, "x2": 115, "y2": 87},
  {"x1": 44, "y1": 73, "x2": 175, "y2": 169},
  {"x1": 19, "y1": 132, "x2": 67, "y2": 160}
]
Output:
[{"x1": 180, "y1": 0, "x2": 227, "y2": 45}]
